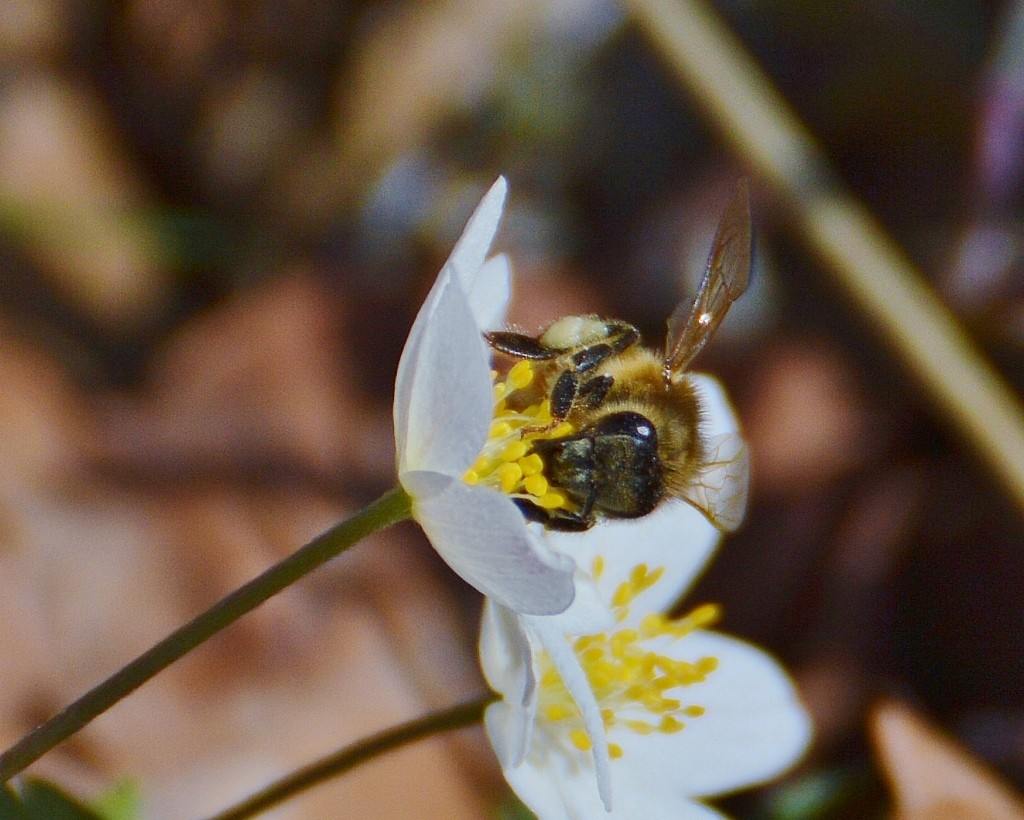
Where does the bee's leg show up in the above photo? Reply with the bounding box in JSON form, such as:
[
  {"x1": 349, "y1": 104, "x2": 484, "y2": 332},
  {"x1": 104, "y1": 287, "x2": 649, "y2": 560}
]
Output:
[
  {"x1": 513, "y1": 499, "x2": 594, "y2": 532},
  {"x1": 484, "y1": 331, "x2": 560, "y2": 360},
  {"x1": 549, "y1": 370, "x2": 580, "y2": 419},
  {"x1": 577, "y1": 374, "x2": 613, "y2": 409},
  {"x1": 605, "y1": 322, "x2": 640, "y2": 354},
  {"x1": 571, "y1": 343, "x2": 614, "y2": 373},
  {"x1": 531, "y1": 364, "x2": 611, "y2": 433},
  {"x1": 544, "y1": 512, "x2": 594, "y2": 532}
]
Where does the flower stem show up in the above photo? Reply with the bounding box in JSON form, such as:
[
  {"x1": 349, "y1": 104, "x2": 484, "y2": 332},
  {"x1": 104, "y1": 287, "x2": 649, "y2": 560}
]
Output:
[
  {"x1": 205, "y1": 695, "x2": 496, "y2": 820},
  {"x1": 0, "y1": 486, "x2": 412, "y2": 783}
]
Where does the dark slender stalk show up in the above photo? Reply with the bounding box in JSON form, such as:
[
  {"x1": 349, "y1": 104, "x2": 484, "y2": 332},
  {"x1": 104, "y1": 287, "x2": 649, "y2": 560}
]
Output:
[
  {"x1": 0, "y1": 487, "x2": 412, "y2": 782},
  {"x1": 206, "y1": 696, "x2": 496, "y2": 820}
]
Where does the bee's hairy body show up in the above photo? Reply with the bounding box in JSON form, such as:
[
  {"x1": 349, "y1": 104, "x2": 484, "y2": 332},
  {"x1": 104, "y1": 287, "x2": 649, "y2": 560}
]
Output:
[
  {"x1": 589, "y1": 347, "x2": 704, "y2": 505},
  {"x1": 502, "y1": 339, "x2": 704, "y2": 531},
  {"x1": 484, "y1": 180, "x2": 753, "y2": 533}
]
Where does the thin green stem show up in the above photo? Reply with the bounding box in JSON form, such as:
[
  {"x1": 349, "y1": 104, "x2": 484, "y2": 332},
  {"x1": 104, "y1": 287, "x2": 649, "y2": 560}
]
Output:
[
  {"x1": 0, "y1": 486, "x2": 412, "y2": 783},
  {"x1": 205, "y1": 695, "x2": 496, "y2": 820}
]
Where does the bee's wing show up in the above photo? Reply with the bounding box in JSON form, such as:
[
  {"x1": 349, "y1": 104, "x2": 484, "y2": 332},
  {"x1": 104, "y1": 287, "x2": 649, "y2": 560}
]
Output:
[
  {"x1": 663, "y1": 180, "x2": 752, "y2": 379},
  {"x1": 680, "y1": 432, "x2": 750, "y2": 532}
]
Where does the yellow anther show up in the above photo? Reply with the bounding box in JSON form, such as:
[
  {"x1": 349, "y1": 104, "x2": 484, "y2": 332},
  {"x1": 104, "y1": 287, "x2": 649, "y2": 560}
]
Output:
[
  {"x1": 545, "y1": 703, "x2": 574, "y2": 722},
  {"x1": 537, "y1": 491, "x2": 567, "y2": 509},
  {"x1": 639, "y1": 613, "x2": 667, "y2": 638},
  {"x1": 533, "y1": 563, "x2": 718, "y2": 761},
  {"x1": 523, "y1": 474, "x2": 549, "y2": 497},
  {"x1": 518, "y1": 453, "x2": 544, "y2": 475},
  {"x1": 592, "y1": 556, "x2": 605, "y2": 580},
  {"x1": 500, "y1": 440, "x2": 528, "y2": 462},
  {"x1": 659, "y1": 715, "x2": 685, "y2": 734},
  {"x1": 489, "y1": 421, "x2": 513, "y2": 439},
  {"x1": 688, "y1": 603, "x2": 721, "y2": 628},
  {"x1": 463, "y1": 469, "x2": 480, "y2": 485},
  {"x1": 696, "y1": 656, "x2": 719, "y2": 675},
  {"x1": 611, "y1": 581, "x2": 634, "y2": 609},
  {"x1": 497, "y1": 462, "x2": 523, "y2": 493},
  {"x1": 492, "y1": 382, "x2": 507, "y2": 402},
  {"x1": 629, "y1": 563, "x2": 653, "y2": 591},
  {"x1": 570, "y1": 730, "x2": 592, "y2": 751},
  {"x1": 540, "y1": 667, "x2": 561, "y2": 687},
  {"x1": 610, "y1": 630, "x2": 638, "y2": 658},
  {"x1": 509, "y1": 360, "x2": 534, "y2": 388}
]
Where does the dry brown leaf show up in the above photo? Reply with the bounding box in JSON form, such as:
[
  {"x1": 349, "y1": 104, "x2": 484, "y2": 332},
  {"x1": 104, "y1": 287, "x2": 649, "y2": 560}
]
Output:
[
  {"x1": 871, "y1": 700, "x2": 1024, "y2": 820},
  {"x1": 0, "y1": 74, "x2": 169, "y2": 328}
]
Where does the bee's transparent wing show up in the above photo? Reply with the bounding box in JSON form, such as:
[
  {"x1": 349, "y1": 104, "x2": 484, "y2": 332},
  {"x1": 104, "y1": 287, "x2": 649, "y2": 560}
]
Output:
[
  {"x1": 680, "y1": 432, "x2": 750, "y2": 532},
  {"x1": 663, "y1": 180, "x2": 752, "y2": 380}
]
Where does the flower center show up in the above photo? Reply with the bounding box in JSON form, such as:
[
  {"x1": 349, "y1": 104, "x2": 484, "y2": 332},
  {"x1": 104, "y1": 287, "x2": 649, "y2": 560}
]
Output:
[
  {"x1": 538, "y1": 558, "x2": 720, "y2": 761},
  {"x1": 463, "y1": 360, "x2": 576, "y2": 513}
]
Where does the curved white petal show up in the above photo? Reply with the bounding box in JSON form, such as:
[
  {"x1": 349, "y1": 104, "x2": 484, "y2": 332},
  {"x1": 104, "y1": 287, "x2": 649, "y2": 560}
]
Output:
[
  {"x1": 443, "y1": 177, "x2": 507, "y2": 299},
  {"x1": 481, "y1": 601, "x2": 537, "y2": 767},
  {"x1": 547, "y1": 500, "x2": 721, "y2": 622},
  {"x1": 610, "y1": 631, "x2": 811, "y2": 799},
  {"x1": 395, "y1": 270, "x2": 493, "y2": 477},
  {"x1": 525, "y1": 615, "x2": 613, "y2": 811},
  {"x1": 503, "y1": 750, "x2": 728, "y2": 820},
  {"x1": 689, "y1": 373, "x2": 742, "y2": 439},
  {"x1": 394, "y1": 177, "x2": 509, "y2": 475},
  {"x1": 402, "y1": 471, "x2": 575, "y2": 614},
  {"x1": 468, "y1": 253, "x2": 512, "y2": 329}
]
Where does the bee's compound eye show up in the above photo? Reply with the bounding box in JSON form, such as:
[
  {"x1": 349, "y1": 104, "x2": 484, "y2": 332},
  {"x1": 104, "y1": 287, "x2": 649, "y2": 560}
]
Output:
[{"x1": 590, "y1": 411, "x2": 657, "y2": 443}]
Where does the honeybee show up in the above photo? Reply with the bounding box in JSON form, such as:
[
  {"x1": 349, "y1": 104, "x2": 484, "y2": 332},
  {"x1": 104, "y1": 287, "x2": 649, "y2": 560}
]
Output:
[{"x1": 485, "y1": 180, "x2": 752, "y2": 532}]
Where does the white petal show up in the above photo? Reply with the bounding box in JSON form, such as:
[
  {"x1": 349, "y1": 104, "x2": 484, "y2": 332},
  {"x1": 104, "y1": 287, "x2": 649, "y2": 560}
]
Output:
[
  {"x1": 547, "y1": 500, "x2": 722, "y2": 623},
  {"x1": 394, "y1": 178, "x2": 509, "y2": 473},
  {"x1": 502, "y1": 745, "x2": 604, "y2": 820},
  {"x1": 686, "y1": 373, "x2": 749, "y2": 533},
  {"x1": 480, "y1": 601, "x2": 536, "y2": 767},
  {"x1": 443, "y1": 177, "x2": 508, "y2": 300},
  {"x1": 402, "y1": 471, "x2": 575, "y2": 614},
  {"x1": 504, "y1": 750, "x2": 728, "y2": 820},
  {"x1": 609, "y1": 631, "x2": 811, "y2": 799},
  {"x1": 689, "y1": 373, "x2": 742, "y2": 439},
  {"x1": 468, "y1": 253, "x2": 512, "y2": 329},
  {"x1": 526, "y1": 616, "x2": 614, "y2": 811},
  {"x1": 395, "y1": 270, "x2": 493, "y2": 476}
]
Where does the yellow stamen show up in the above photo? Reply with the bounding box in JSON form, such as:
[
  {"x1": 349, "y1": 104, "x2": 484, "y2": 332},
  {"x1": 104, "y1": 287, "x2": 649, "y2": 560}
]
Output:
[
  {"x1": 570, "y1": 730, "x2": 592, "y2": 751},
  {"x1": 523, "y1": 474, "x2": 549, "y2": 497},
  {"x1": 519, "y1": 453, "x2": 544, "y2": 475},
  {"x1": 461, "y1": 361, "x2": 577, "y2": 517},
  {"x1": 537, "y1": 491, "x2": 567, "y2": 509},
  {"x1": 509, "y1": 360, "x2": 534, "y2": 388},
  {"x1": 534, "y1": 562, "x2": 721, "y2": 765}
]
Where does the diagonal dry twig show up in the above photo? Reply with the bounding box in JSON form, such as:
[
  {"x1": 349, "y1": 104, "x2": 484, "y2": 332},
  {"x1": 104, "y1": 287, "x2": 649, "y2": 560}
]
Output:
[{"x1": 629, "y1": 0, "x2": 1024, "y2": 514}]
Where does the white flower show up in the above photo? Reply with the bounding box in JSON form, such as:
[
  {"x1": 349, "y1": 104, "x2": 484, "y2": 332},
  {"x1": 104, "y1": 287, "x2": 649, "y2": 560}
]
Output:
[
  {"x1": 394, "y1": 177, "x2": 576, "y2": 616},
  {"x1": 480, "y1": 378, "x2": 811, "y2": 819}
]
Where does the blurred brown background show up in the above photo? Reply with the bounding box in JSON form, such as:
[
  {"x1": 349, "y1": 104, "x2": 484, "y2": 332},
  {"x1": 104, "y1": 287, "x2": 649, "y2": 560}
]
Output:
[{"x1": 0, "y1": 0, "x2": 1022, "y2": 817}]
